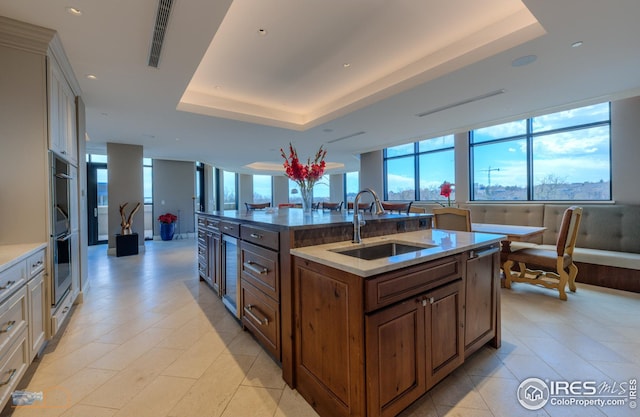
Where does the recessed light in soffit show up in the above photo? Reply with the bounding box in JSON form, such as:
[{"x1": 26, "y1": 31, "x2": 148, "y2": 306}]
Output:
[{"x1": 511, "y1": 54, "x2": 537, "y2": 67}]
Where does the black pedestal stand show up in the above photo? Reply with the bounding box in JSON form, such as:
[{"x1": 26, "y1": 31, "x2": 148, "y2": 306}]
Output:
[{"x1": 116, "y1": 233, "x2": 139, "y2": 257}]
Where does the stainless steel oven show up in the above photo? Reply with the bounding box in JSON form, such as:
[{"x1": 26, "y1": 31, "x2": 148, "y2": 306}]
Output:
[{"x1": 51, "y1": 152, "x2": 72, "y2": 306}]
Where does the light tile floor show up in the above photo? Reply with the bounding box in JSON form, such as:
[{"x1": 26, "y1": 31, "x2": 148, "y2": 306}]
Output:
[{"x1": 3, "y1": 239, "x2": 639, "y2": 417}]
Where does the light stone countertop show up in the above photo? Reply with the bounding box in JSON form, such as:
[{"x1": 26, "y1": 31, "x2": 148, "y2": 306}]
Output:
[
  {"x1": 0, "y1": 242, "x2": 47, "y2": 272},
  {"x1": 290, "y1": 229, "x2": 504, "y2": 277}
]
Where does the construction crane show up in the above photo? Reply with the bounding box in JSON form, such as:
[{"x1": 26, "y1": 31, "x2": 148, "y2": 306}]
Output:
[{"x1": 480, "y1": 166, "x2": 500, "y2": 197}]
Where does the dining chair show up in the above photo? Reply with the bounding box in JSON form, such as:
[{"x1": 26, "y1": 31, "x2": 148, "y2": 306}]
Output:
[
  {"x1": 502, "y1": 206, "x2": 583, "y2": 300},
  {"x1": 432, "y1": 207, "x2": 472, "y2": 232},
  {"x1": 245, "y1": 202, "x2": 270, "y2": 210},
  {"x1": 322, "y1": 201, "x2": 343, "y2": 211},
  {"x1": 347, "y1": 202, "x2": 373, "y2": 213},
  {"x1": 408, "y1": 205, "x2": 427, "y2": 213},
  {"x1": 381, "y1": 201, "x2": 412, "y2": 214},
  {"x1": 278, "y1": 203, "x2": 295, "y2": 209}
]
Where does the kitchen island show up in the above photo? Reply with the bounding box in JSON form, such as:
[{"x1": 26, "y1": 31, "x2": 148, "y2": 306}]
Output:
[
  {"x1": 196, "y1": 208, "x2": 433, "y2": 385},
  {"x1": 290, "y1": 229, "x2": 504, "y2": 417},
  {"x1": 197, "y1": 209, "x2": 503, "y2": 417}
]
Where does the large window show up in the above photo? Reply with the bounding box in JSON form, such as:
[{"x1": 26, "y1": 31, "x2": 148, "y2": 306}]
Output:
[
  {"x1": 288, "y1": 176, "x2": 329, "y2": 203},
  {"x1": 253, "y1": 175, "x2": 272, "y2": 204},
  {"x1": 384, "y1": 135, "x2": 455, "y2": 202},
  {"x1": 345, "y1": 171, "x2": 359, "y2": 203},
  {"x1": 222, "y1": 170, "x2": 237, "y2": 209},
  {"x1": 470, "y1": 103, "x2": 611, "y2": 201}
]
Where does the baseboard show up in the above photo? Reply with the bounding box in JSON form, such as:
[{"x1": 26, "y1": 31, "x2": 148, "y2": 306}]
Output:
[{"x1": 575, "y1": 262, "x2": 640, "y2": 293}]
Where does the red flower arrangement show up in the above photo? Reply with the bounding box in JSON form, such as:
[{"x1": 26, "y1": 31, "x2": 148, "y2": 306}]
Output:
[
  {"x1": 158, "y1": 212, "x2": 177, "y2": 224},
  {"x1": 280, "y1": 143, "x2": 327, "y2": 186},
  {"x1": 439, "y1": 181, "x2": 454, "y2": 206}
]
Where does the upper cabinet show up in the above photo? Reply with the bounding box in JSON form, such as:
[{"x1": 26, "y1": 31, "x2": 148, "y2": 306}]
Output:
[{"x1": 48, "y1": 55, "x2": 78, "y2": 166}]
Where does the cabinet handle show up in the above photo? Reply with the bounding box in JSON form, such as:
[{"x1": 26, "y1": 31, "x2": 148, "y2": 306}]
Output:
[
  {"x1": 0, "y1": 369, "x2": 17, "y2": 386},
  {"x1": 249, "y1": 233, "x2": 263, "y2": 239},
  {"x1": 244, "y1": 305, "x2": 269, "y2": 326},
  {"x1": 32, "y1": 260, "x2": 43, "y2": 268},
  {"x1": 244, "y1": 261, "x2": 268, "y2": 275},
  {"x1": 0, "y1": 281, "x2": 15, "y2": 291},
  {"x1": 469, "y1": 246, "x2": 500, "y2": 259},
  {"x1": 0, "y1": 321, "x2": 15, "y2": 333}
]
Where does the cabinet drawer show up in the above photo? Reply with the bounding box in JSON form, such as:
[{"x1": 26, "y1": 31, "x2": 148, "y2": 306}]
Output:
[
  {"x1": 205, "y1": 218, "x2": 220, "y2": 232},
  {"x1": 0, "y1": 329, "x2": 28, "y2": 410},
  {"x1": 220, "y1": 221, "x2": 240, "y2": 238},
  {"x1": 240, "y1": 241, "x2": 279, "y2": 301},
  {"x1": 27, "y1": 250, "x2": 46, "y2": 279},
  {"x1": 0, "y1": 287, "x2": 27, "y2": 356},
  {"x1": 241, "y1": 280, "x2": 280, "y2": 360},
  {"x1": 198, "y1": 229, "x2": 206, "y2": 246},
  {"x1": 0, "y1": 262, "x2": 26, "y2": 305},
  {"x1": 241, "y1": 224, "x2": 279, "y2": 250},
  {"x1": 364, "y1": 255, "x2": 462, "y2": 312}
]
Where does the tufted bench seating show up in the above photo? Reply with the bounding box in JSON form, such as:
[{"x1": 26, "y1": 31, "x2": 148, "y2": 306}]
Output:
[
  {"x1": 456, "y1": 203, "x2": 640, "y2": 293},
  {"x1": 412, "y1": 202, "x2": 640, "y2": 292}
]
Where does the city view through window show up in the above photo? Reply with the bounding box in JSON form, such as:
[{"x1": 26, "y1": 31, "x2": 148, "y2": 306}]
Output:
[{"x1": 384, "y1": 102, "x2": 611, "y2": 202}]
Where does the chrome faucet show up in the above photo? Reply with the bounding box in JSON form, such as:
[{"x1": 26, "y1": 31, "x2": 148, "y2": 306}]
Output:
[{"x1": 352, "y1": 188, "x2": 385, "y2": 243}]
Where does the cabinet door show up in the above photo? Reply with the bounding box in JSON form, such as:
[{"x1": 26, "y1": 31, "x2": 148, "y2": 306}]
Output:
[
  {"x1": 366, "y1": 298, "x2": 426, "y2": 417},
  {"x1": 61, "y1": 83, "x2": 77, "y2": 165},
  {"x1": 425, "y1": 279, "x2": 464, "y2": 389},
  {"x1": 27, "y1": 272, "x2": 46, "y2": 360},
  {"x1": 464, "y1": 246, "x2": 500, "y2": 356},
  {"x1": 208, "y1": 231, "x2": 221, "y2": 294},
  {"x1": 48, "y1": 57, "x2": 77, "y2": 165},
  {"x1": 48, "y1": 61, "x2": 63, "y2": 155}
]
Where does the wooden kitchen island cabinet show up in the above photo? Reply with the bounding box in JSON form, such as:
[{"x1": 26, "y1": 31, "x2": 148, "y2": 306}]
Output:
[{"x1": 291, "y1": 237, "x2": 502, "y2": 417}]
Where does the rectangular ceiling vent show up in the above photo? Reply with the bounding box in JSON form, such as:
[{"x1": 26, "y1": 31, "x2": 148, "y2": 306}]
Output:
[
  {"x1": 148, "y1": 0, "x2": 174, "y2": 68},
  {"x1": 327, "y1": 131, "x2": 366, "y2": 144},
  {"x1": 416, "y1": 89, "x2": 506, "y2": 118}
]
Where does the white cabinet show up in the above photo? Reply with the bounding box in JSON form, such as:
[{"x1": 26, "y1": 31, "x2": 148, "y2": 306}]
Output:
[
  {"x1": 26, "y1": 249, "x2": 46, "y2": 360},
  {"x1": 48, "y1": 56, "x2": 77, "y2": 166}
]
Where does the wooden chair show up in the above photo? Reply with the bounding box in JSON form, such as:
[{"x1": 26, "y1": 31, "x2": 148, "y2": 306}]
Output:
[
  {"x1": 432, "y1": 207, "x2": 472, "y2": 232},
  {"x1": 347, "y1": 202, "x2": 373, "y2": 213},
  {"x1": 503, "y1": 206, "x2": 583, "y2": 300},
  {"x1": 278, "y1": 203, "x2": 295, "y2": 209},
  {"x1": 381, "y1": 201, "x2": 412, "y2": 214},
  {"x1": 409, "y1": 205, "x2": 427, "y2": 214},
  {"x1": 322, "y1": 201, "x2": 343, "y2": 211},
  {"x1": 245, "y1": 202, "x2": 270, "y2": 210}
]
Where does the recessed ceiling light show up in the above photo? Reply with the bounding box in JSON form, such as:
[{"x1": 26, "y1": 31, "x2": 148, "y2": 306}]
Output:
[
  {"x1": 257, "y1": 28, "x2": 268, "y2": 36},
  {"x1": 86, "y1": 74, "x2": 97, "y2": 80},
  {"x1": 511, "y1": 55, "x2": 537, "y2": 67},
  {"x1": 65, "y1": 7, "x2": 82, "y2": 16},
  {"x1": 322, "y1": 128, "x2": 334, "y2": 133},
  {"x1": 571, "y1": 41, "x2": 584, "y2": 48},
  {"x1": 343, "y1": 63, "x2": 351, "y2": 68}
]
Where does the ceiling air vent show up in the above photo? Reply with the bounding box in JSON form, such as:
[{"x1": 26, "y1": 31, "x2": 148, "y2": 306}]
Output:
[
  {"x1": 327, "y1": 131, "x2": 366, "y2": 144},
  {"x1": 416, "y1": 89, "x2": 506, "y2": 118},
  {"x1": 148, "y1": 0, "x2": 174, "y2": 68}
]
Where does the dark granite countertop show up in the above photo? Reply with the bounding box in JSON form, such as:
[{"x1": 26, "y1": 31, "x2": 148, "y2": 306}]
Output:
[{"x1": 197, "y1": 209, "x2": 432, "y2": 230}]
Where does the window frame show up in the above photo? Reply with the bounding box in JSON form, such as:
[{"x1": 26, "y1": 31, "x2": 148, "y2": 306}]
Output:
[
  {"x1": 469, "y1": 102, "x2": 612, "y2": 202},
  {"x1": 383, "y1": 136, "x2": 455, "y2": 201}
]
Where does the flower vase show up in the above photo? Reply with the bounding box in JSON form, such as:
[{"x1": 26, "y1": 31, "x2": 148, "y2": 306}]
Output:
[
  {"x1": 160, "y1": 222, "x2": 175, "y2": 241},
  {"x1": 300, "y1": 187, "x2": 313, "y2": 215}
]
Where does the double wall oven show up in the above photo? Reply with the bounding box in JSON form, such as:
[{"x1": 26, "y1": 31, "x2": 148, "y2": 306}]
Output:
[{"x1": 51, "y1": 152, "x2": 72, "y2": 306}]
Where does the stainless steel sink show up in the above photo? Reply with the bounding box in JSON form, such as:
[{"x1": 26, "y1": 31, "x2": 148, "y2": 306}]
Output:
[{"x1": 331, "y1": 241, "x2": 435, "y2": 261}]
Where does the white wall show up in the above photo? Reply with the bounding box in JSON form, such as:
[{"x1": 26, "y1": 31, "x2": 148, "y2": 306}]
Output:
[
  {"x1": 152, "y1": 159, "x2": 196, "y2": 236},
  {"x1": 611, "y1": 96, "x2": 640, "y2": 204},
  {"x1": 107, "y1": 143, "x2": 144, "y2": 249}
]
